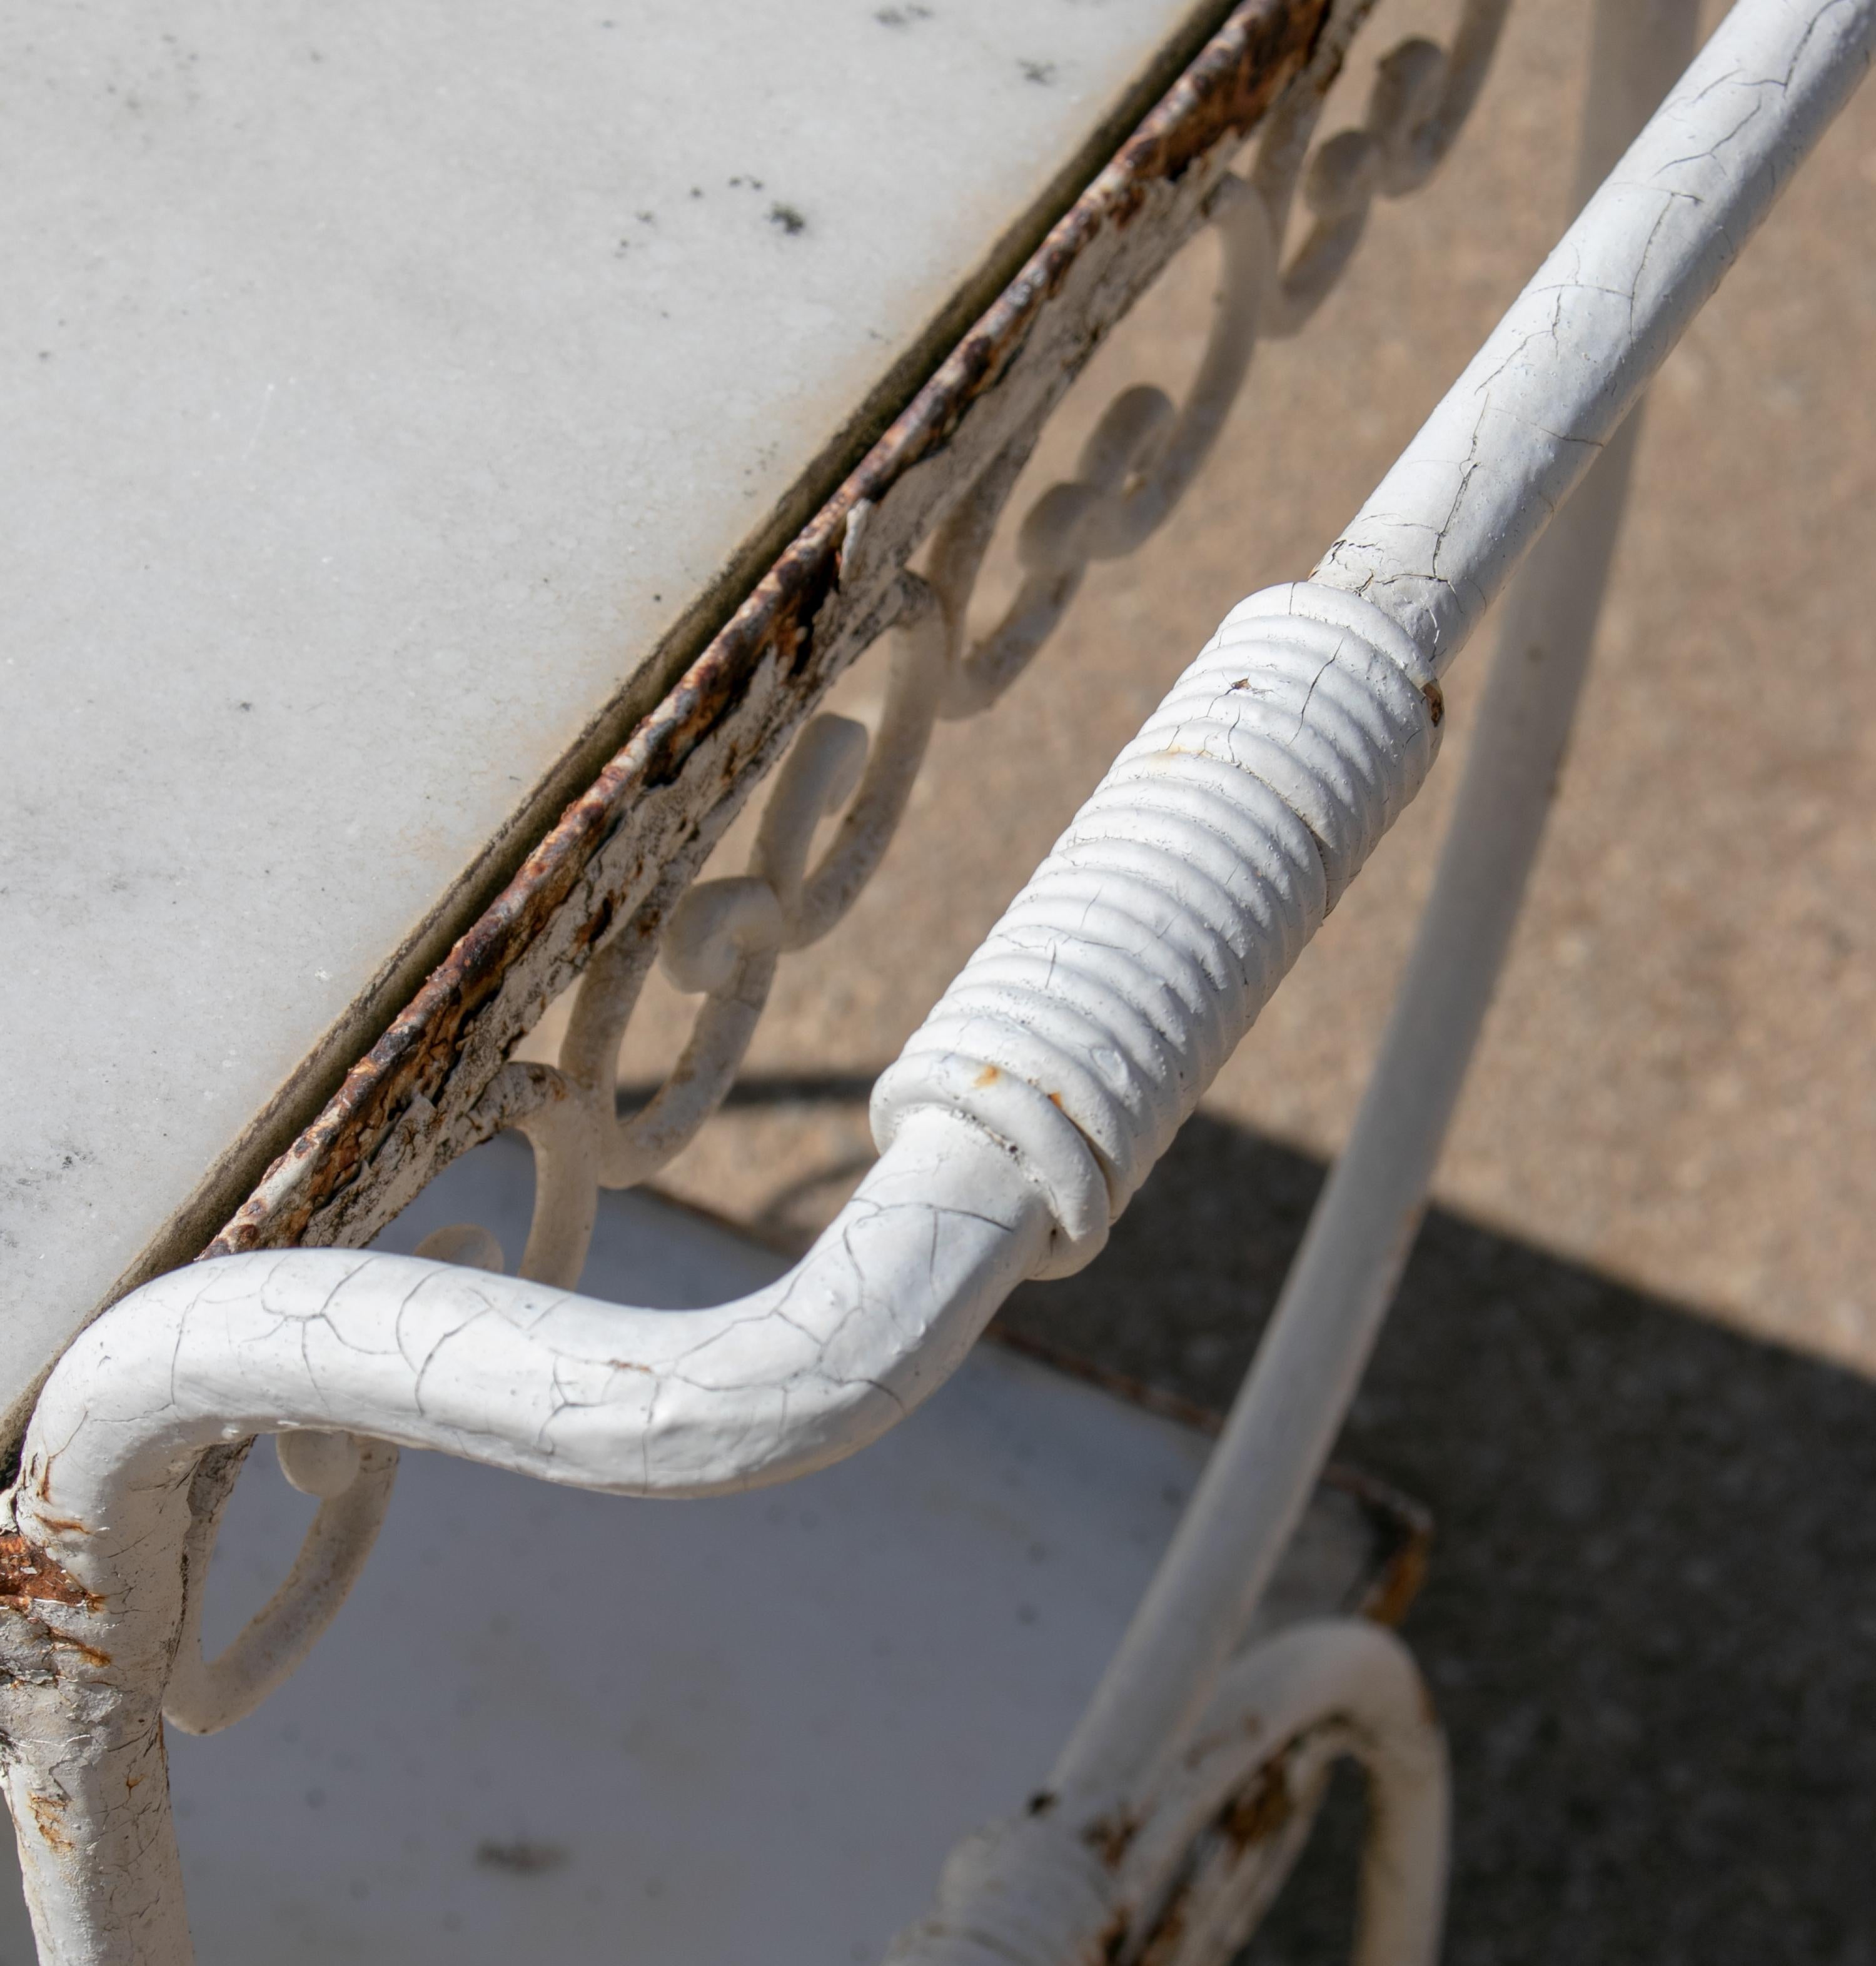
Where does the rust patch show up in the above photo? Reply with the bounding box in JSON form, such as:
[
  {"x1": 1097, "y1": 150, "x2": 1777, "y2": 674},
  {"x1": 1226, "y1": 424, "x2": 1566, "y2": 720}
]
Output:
[
  {"x1": 48, "y1": 1631, "x2": 112, "y2": 1670},
  {"x1": 203, "y1": 0, "x2": 1328, "y2": 1265},
  {"x1": 1096, "y1": 1905, "x2": 1131, "y2": 1965},
  {"x1": 1358, "y1": 1515, "x2": 1431, "y2": 1629},
  {"x1": 32, "y1": 1513, "x2": 93, "y2": 1538},
  {"x1": 26, "y1": 1792, "x2": 72, "y2": 1854},
  {"x1": 1108, "y1": 4, "x2": 1324, "y2": 203},
  {"x1": 1221, "y1": 1758, "x2": 1294, "y2": 1852},
  {"x1": 1132, "y1": 1765, "x2": 1295, "y2": 1966},
  {"x1": 973, "y1": 1064, "x2": 1001, "y2": 1088},
  {"x1": 0, "y1": 1533, "x2": 97, "y2": 1613},
  {"x1": 1084, "y1": 1811, "x2": 1138, "y2": 1870},
  {"x1": 1329, "y1": 1462, "x2": 1434, "y2": 1628},
  {"x1": 1134, "y1": 1893, "x2": 1184, "y2": 1966},
  {"x1": 1421, "y1": 678, "x2": 1445, "y2": 727}
]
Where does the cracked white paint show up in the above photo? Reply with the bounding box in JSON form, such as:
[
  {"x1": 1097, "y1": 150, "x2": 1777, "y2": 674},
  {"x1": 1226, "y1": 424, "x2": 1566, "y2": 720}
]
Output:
[
  {"x1": 1316, "y1": 0, "x2": 1876, "y2": 668},
  {"x1": 0, "y1": 1111, "x2": 1051, "y2": 1962},
  {"x1": 3, "y1": 0, "x2": 1869, "y2": 1958}
]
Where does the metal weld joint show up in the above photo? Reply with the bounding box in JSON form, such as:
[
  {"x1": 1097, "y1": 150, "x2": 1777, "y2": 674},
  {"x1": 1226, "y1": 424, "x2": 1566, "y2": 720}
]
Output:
[{"x1": 873, "y1": 582, "x2": 1440, "y2": 1277}]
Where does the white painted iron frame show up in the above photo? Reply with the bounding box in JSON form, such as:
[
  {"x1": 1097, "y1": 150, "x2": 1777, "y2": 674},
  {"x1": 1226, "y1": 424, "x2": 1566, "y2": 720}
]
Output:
[{"x1": 2, "y1": 0, "x2": 1869, "y2": 1958}]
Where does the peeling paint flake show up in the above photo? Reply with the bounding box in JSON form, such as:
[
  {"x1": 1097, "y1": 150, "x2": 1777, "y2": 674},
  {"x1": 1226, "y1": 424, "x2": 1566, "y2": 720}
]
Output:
[{"x1": 0, "y1": 1531, "x2": 97, "y2": 1611}]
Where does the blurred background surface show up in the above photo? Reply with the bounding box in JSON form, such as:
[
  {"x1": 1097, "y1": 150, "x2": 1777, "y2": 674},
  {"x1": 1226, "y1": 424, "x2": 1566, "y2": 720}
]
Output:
[{"x1": 520, "y1": 1, "x2": 1876, "y2": 1955}]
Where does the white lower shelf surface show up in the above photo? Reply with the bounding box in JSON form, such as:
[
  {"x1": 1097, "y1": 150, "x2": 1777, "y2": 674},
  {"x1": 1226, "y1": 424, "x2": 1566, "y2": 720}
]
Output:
[{"x1": 0, "y1": 1139, "x2": 1382, "y2": 1963}]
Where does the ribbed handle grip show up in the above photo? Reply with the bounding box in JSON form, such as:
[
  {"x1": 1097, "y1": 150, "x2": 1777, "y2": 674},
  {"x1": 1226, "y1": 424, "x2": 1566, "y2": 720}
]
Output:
[{"x1": 872, "y1": 582, "x2": 1441, "y2": 1275}]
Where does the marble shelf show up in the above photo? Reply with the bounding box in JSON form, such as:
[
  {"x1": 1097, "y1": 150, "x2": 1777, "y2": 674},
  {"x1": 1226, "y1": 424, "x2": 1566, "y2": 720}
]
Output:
[
  {"x1": 0, "y1": 0, "x2": 1231, "y2": 1428},
  {"x1": 0, "y1": 1152, "x2": 1401, "y2": 1964}
]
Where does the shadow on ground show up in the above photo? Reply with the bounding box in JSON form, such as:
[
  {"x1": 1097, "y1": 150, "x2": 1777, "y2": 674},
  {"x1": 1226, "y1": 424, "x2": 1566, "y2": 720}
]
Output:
[
  {"x1": 991, "y1": 1112, "x2": 1876, "y2": 1966},
  {"x1": 688, "y1": 1076, "x2": 1876, "y2": 1963}
]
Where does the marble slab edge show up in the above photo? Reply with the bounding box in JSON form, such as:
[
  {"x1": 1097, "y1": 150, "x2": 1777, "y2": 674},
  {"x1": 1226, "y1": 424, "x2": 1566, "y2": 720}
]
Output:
[{"x1": 31, "y1": 0, "x2": 1331, "y2": 1462}]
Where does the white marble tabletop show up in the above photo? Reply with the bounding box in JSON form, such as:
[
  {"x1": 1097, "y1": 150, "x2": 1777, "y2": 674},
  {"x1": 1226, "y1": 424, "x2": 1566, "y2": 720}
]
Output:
[{"x1": 0, "y1": 0, "x2": 1224, "y2": 1431}]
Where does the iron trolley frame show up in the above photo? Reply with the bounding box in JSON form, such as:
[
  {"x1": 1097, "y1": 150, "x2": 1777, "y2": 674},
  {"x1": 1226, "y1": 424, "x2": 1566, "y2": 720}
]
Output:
[{"x1": 2, "y1": 1, "x2": 1869, "y2": 1959}]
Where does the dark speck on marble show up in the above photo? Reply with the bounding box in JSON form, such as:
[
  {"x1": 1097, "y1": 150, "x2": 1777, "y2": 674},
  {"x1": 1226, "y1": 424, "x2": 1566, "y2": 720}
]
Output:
[
  {"x1": 475, "y1": 1839, "x2": 568, "y2": 1876},
  {"x1": 768, "y1": 203, "x2": 807, "y2": 236}
]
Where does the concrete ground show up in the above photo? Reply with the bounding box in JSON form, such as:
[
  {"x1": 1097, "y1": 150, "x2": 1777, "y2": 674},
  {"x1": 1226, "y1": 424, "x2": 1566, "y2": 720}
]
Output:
[{"x1": 525, "y1": 1, "x2": 1876, "y2": 1955}]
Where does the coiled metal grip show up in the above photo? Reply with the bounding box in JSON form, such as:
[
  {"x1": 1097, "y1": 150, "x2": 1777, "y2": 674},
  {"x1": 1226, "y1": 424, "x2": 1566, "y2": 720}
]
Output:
[{"x1": 873, "y1": 583, "x2": 1441, "y2": 1276}]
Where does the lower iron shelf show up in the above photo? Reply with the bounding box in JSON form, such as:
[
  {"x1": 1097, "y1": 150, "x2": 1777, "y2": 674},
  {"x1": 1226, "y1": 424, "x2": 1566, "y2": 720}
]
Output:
[{"x1": 0, "y1": 1134, "x2": 1423, "y2": 1966}]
